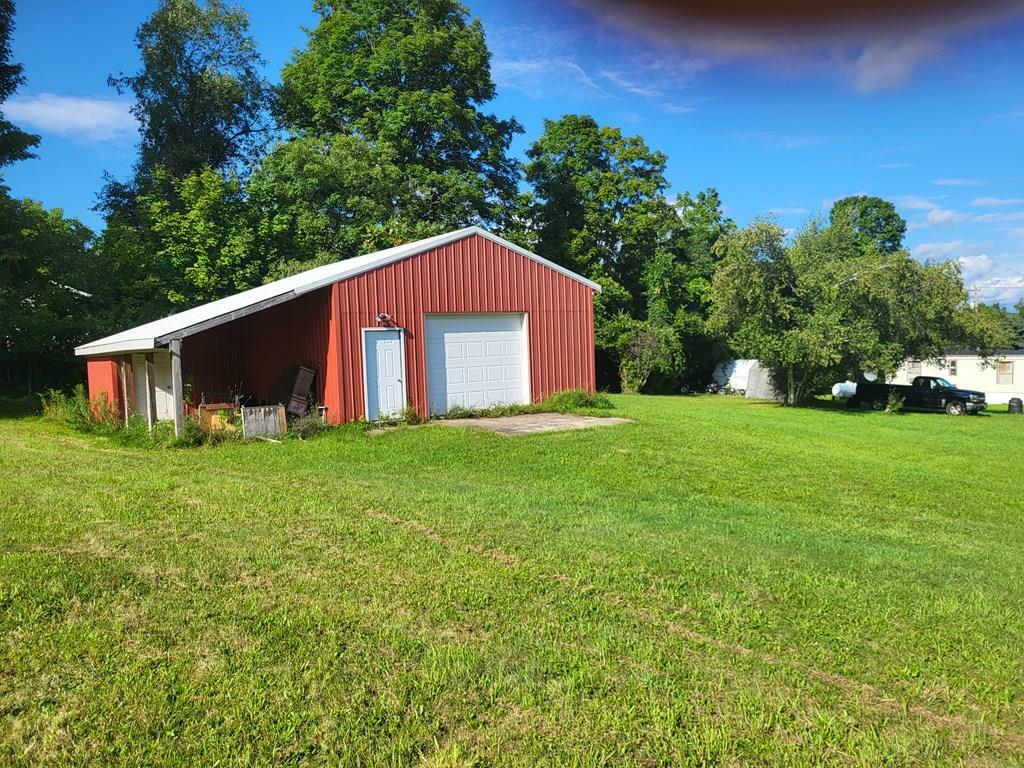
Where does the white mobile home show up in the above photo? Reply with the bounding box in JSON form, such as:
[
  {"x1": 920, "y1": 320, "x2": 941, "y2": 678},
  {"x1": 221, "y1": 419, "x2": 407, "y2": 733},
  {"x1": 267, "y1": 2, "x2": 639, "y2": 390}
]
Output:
[{"x1": 892, "y1": 351, "x2": 1024, "y2": 404}]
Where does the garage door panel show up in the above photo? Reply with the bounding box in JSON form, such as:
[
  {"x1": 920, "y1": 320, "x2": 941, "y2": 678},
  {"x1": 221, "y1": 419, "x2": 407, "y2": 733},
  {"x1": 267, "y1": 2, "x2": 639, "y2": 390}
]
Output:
[{"x1": 426, "y1": 314, "x2": 528, "y2": 415}]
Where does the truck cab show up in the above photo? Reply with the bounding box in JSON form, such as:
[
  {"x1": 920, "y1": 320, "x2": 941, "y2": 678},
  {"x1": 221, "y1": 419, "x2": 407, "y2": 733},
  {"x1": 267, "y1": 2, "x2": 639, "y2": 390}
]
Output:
[{"x1": 907, "y1": 376, "x2": 987, "y2": 415}]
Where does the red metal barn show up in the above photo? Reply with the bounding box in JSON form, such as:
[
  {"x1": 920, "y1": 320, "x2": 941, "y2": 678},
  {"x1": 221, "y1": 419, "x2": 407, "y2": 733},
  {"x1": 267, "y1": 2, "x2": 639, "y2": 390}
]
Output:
[{"x1": 76, "y1": 228, "x2": 600, "y2": 433}]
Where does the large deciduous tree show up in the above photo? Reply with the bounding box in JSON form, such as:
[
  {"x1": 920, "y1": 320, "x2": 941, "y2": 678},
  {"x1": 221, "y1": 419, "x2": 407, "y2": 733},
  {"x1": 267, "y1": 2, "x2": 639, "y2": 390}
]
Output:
[
  {"x1": 108, "y1": 0, "x2": 270, "y2": 180},
  {"x1": 522, "y1": 114, "x2": 673, "y2": 303},
  {"x1": 0, "y1": 0, "x2": 97, "y2": 390},
  {"x1": 646, "y1": 189, "x2": 736, "y2": 385},
  {"x1": 248, "y1": 135, "x2": 414, "y2": 275},
  {"x1": 261, "y1": 0, "x2": 521, "y2": 265},
  {"x1": 0, "y1": 196, "x2": 96, "y2": 389},
  {"x1": 98, "y1": 0, "x2": 272, "y2": 322},
  {"x1": 0, "y1": 0, "x2": 37, "y2": 170},
  {"x1": 979, "y1": 300, "x2": 1024, "y2": 349},
  {"x1": 829, "y1": 194, "x2": 906, "y2": 254},
  {"x1": 709, "y1": 216, "x2": 1007, "y2": 405},
  {"x1": 521, "y1": 115, "x2": 682, "y2": 389}
]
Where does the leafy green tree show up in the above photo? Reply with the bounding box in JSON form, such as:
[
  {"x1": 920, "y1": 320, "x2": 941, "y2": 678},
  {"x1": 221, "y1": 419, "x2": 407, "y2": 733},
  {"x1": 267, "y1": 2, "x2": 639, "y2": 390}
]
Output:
[
  {"x1": 652, "y1": 189, "x2": 736, "y2": 384},
  {"x1": 108, "y1": 0, "x2": 270, "y2": 180},
  {"x1": 140, "y1": 165, "x2": 265, "y2": 305},
  {"x1": 94, "y1": 164, "x2": 268, "y2": 321},
  {"x1": 598, "y1": 315, "x2": 683, "y2": 394},
  {"x1": 0, "y1": 0, "x2": 37, "y2": 170},
  {"x1": 251, "y1": 135, "x2": 445, "y2": 276},
  {"x1": 522, "y1": 114, "x2": 673, "y2": 302},
  {"x1": 829, "y1": 194, "x2": 906, "y2": 254},
  {"x1": 979, "y1": 300, "x2": 1024, "y2": 349},
  {"x1": 709, "y1": 216, "x2": 1006, "y2": 405},
  {"x1": 98, "y1": 0, "x2": 273, "y2": 321},
  {"x1": 275, "y1": 0, "x2": 521, "y2": 236},
  {"x1": 521, "y1": 114, "x2": 681, "y2": 389},
  {"x1": 0, "y1": 196, "x2": 96, "y2": 389}
]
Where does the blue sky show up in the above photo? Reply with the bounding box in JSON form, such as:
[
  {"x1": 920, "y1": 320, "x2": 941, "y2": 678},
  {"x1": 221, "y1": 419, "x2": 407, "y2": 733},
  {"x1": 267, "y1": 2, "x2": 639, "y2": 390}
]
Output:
[{"x1": 4, "y1": 0, "x2": 1024, "y2": 302}]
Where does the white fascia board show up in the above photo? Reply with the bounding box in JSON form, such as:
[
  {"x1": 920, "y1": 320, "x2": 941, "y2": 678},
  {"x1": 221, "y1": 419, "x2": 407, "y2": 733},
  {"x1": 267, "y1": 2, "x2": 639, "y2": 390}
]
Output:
[{"x1": 75, "y1": 338, "x2": 158, "y2": 357}]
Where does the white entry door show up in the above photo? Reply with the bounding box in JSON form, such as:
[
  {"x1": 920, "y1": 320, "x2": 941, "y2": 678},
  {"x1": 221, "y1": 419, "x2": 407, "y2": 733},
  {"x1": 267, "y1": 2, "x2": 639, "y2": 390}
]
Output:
[
  {"x1": 425, "y1": 313, "x2": 528, "y2": 415},
  {"x1": 363, "y1": 329, "x2": 406, "y2": 420}
]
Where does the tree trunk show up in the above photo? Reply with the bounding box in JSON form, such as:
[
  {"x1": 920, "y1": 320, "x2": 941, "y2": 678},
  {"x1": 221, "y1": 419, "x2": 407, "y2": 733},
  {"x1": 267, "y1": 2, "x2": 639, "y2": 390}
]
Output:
[{"x1": 786, "y1": 366, "x2": 795, "y2": 406}]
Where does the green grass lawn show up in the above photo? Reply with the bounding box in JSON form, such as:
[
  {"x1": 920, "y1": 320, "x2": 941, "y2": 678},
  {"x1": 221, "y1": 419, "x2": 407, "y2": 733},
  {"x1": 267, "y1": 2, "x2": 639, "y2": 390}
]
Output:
[{"x1": 2, "y1": 396, "x2": 1023, "y2": 766}]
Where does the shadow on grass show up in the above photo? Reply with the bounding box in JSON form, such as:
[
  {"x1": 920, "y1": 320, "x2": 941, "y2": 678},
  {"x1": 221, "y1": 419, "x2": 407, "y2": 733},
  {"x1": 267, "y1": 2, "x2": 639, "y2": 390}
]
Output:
[{"x1": 0, "y1": 392, "x2": 39, "y2": 419}]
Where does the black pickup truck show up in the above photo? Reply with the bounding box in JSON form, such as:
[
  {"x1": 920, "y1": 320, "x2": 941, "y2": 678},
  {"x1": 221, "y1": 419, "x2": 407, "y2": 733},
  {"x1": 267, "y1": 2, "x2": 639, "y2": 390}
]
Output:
[{"x1": 851, "y1": 376, "x2": 986, "y2": 415}]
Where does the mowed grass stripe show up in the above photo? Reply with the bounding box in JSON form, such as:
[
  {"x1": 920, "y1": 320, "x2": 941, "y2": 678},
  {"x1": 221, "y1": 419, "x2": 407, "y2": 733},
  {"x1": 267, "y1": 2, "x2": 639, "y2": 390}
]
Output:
[{"x1": 1, "y1": 395, "x2": 1022, "y2": 765}]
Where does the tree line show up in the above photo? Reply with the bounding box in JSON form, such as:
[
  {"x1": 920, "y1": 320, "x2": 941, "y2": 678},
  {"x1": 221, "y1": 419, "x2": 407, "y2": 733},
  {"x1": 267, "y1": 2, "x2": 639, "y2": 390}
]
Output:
[{"x1": 0, "y1": 0, "x2": 1016, "y2": 402}]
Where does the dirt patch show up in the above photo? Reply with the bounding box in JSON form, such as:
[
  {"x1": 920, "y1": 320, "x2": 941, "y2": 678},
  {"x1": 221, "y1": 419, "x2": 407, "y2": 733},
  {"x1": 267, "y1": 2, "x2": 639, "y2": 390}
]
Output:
[{"x1": 440, "y1": 413, "x2": 631, "y2": 436}]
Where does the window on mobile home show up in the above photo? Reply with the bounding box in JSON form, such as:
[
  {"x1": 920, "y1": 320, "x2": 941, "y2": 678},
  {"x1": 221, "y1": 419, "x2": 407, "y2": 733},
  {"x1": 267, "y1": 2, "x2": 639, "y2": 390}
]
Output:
[{"x1": 997, "y1": 361, "x2": 1013, "y2": 385}]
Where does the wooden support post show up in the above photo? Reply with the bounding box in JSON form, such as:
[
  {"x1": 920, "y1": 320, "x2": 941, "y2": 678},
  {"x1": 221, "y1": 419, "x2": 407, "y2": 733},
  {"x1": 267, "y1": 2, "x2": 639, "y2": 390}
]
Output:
[
  {"x1": 170, "y1": 338, "x2": 184, "y2": 437},
  {"x1": 120, "y1": 357, "x2": 131, "y2": 424},
  {"x1": 144, "y1": 352, "x2": 157, "y2": 430}
]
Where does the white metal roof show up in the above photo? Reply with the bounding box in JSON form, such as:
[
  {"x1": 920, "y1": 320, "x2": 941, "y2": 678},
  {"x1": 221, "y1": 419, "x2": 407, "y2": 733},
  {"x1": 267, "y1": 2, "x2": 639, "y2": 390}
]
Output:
[{"x1": 75, "y1": 227, "x2": 601, "y2": 357}]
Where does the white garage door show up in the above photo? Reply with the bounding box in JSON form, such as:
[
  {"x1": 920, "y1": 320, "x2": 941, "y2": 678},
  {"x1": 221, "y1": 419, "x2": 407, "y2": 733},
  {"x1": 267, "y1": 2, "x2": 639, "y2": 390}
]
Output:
[{"x1": 425, "y1": 313, "x2": 528, "y2": 415}]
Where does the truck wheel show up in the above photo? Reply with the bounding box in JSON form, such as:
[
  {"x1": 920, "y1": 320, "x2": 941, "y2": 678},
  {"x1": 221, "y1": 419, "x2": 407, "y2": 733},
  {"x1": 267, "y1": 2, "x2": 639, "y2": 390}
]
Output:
[
  {"x1": 945, "y1": 400, "x2": 965, "y2": 416},
  {"x1": 871, "y1": 398, "x2": 886, "y2": 411}
]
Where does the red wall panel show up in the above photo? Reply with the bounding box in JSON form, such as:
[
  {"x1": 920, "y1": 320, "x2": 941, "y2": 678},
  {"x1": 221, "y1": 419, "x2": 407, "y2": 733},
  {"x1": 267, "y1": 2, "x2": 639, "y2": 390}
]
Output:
[
  {"x1": 329, "y1": 232, "x2": 596, "y2": 422},
  {"x1": 86, "y1": 357, "x2": 122, "y2": 417},
  {"x1": 182, "y1": 288, "x2": 333, "y2": 411}
]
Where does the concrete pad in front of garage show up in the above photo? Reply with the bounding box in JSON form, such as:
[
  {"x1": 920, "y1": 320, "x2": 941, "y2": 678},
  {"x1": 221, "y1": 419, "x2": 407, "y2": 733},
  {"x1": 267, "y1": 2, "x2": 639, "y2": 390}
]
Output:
[{"x1": 440, "y1": 413, "x2": 631, "y2": 436}]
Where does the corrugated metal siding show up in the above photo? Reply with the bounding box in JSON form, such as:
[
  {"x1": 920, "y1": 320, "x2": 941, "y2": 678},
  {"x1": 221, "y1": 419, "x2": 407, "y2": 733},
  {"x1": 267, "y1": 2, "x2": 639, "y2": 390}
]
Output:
[
  {"x1": 331, "y1": 232, "x2": 596, "y2": 422},
  {"x1": 86, "y1": 233, "x2": 596, "y2": 425},
  {"x1": 182, "y1": 288, "x2": 333, "y2": 410}
]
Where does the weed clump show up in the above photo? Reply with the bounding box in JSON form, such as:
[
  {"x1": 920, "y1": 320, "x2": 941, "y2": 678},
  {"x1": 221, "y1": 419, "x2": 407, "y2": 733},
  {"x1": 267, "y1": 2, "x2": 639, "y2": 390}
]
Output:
[{"x1": 439, "y1": 389, "x2": 614, "y2": 420}]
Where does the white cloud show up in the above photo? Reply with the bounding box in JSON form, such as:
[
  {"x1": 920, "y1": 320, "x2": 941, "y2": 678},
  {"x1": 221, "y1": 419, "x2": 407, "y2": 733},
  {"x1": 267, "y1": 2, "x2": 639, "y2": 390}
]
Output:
[
  {"x1": 971, "y1": 197, "x2": 1024, "y2": 207},
  {"x1": 5, "y1": 93, "x2": 136, "y2": 142},
  {"x1": 931, "y1": 177, "x2": 985, "y2": 187},
  {"x1": 912, "y1": 240, "x2": 965, "y2": 260},
  {"x1": 956, "y1": 253, "x2": 995, "y2": 282},
  {"x1": 492, "y1": 56, "x2": 611, "y2": 99},
  {"x1": 973, "y1": 274, "x2": 1024, "y2": 303},
  {"x1": 767, "y1": 207, "x2": 811, "y2": 216},
  {"x1": 927, "y1": 208, "x2": 970, "y2": 226},
  {"x1": 662, "y1": 102, "x2": 697, "y2": 115},
  {"x1": 973, "y1": 211, "x2": 1024, "y2": 223},
  {"x1": 599, "y1": 69, "x2": 660, "y2": 97},
  {"x1": 733, "y1": 131, "x2": 827, "y2": 150},
  {"x1": 853, "y1": 38, "x2": 938, "y2": 94},
  {"x1": 933, "y1": 208, "x2": 970, "y2": 225},
  {"x1": 910, "y1": 207, "x2": 970, "y2": 230},
  {"x1": 878, "y1": 162, "x2": 911, "y2": 169},
  {"x1": 898, "y1": 195, "x2": 942, "y2": 211}
]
